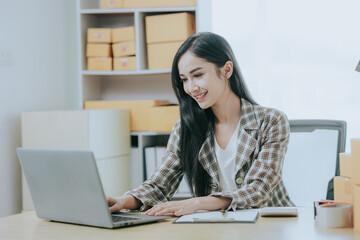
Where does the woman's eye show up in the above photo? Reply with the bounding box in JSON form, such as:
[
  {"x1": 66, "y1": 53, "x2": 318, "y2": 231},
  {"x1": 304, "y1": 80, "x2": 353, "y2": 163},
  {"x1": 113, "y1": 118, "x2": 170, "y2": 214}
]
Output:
[
  {"x1": 194, "y1": 73, "x2": 202, "y2": 78},
  {"x1": 180, "y1": 78, "x2": 187, "y2": 82}
]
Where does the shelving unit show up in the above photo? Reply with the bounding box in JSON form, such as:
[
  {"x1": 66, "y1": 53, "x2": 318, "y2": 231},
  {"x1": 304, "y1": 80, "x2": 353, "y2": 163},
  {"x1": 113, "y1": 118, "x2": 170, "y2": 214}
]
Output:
[
  {"x1": 76, "y1": 0, "x2": 211, "y2": 107},
  {"x1": 130, "y1": 131, "x2": 170, "y2": 188},
  {"x1": 76, "y1": 0, "x2": 211, "y2": 199}
]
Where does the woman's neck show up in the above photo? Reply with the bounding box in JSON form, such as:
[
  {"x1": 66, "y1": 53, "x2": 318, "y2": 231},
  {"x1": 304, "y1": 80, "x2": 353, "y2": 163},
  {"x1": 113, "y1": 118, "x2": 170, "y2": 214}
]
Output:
[{"x1": 212, "y1": 91, "x2": 241, "y2": 125}]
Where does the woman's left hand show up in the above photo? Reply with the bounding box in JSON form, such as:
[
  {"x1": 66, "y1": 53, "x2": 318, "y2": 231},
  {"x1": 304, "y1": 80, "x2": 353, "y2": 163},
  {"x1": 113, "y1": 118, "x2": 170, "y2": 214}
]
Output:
[{"x1": 145, "y1": 198, "x2": 199, "y2": 216}]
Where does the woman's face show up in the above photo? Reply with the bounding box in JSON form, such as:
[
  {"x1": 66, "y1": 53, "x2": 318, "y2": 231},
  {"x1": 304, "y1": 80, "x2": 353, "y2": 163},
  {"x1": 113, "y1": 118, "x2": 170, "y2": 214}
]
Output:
[{"x1": 178, "y1": 51, "x2": 230, "y2": 109}]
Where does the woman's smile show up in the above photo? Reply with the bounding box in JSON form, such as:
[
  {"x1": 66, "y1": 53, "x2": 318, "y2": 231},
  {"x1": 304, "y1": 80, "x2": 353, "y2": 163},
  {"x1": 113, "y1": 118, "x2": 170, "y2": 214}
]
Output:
[{"x1": 192, "y1": 91, "x2": 208, "y2": 101}]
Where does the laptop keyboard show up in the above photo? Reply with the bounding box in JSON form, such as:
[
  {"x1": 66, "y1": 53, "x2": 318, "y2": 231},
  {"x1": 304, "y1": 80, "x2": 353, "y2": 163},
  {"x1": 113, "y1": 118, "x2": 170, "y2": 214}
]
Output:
[{"x1": 112, "y1": 215, "x2": 138, "y2": 223}]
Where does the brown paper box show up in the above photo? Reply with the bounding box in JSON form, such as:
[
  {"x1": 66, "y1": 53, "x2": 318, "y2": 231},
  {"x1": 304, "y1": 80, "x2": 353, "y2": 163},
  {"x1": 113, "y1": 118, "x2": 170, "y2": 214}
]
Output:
[
  {"x1": 148, "y1": 105, "x2": 180, "y2": 132},
  {"x1": 87, "y1": 57, "x2": 112, "y2": 71},
  {"x1": 113, "y1": 56, "x2": 136, "y2": 71},
  {"x1": 84, "y1": 100, "x2": 169, "y2": 131},
  {"x1": 112, "y1": 41, "x2": 136, "y2": 57},
  {"x1": 86, "y1": 44, "x2": 112, "y2": 57},
  {"x1": 147, "y1": 41, "x2": 183, "y2": 69},
  {"x1": 123, "y1": 0, "x2": 196, "y2": 8},
  {"x1": 87, "y1": 28, "x2": 112, "y2": 43},
  {"x1": 112, "y1": 26, "x2": 135, "y2": 43},
  {"x1": 145, "y1": 12, "x2": 195, "y2": 44},
  {"x1": 340, "y1": 153, "x2": 352, "y2": 178},
  {"x1": 351, "y1": 139, "x2": 360, "y2": 184},
  {"x1": 334, "y1": 176, "x2": 353, "y2": 204},
  {"x1": 101, "y1": 0, "x2": 123, "y2": 8}
]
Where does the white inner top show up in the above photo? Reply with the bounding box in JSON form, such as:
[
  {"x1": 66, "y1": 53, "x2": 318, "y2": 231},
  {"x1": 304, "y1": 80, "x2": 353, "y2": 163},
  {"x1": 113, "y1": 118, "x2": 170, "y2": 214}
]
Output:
[{"x1": 214, "y1": 120, "x2": 241, "y2": 192}]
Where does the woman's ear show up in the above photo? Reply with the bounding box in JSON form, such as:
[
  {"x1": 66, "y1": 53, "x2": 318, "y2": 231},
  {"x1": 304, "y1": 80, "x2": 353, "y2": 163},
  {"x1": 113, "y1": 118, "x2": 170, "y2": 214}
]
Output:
[{"x1": 223, "y1": 61, "x2": 233, "y2": 79}]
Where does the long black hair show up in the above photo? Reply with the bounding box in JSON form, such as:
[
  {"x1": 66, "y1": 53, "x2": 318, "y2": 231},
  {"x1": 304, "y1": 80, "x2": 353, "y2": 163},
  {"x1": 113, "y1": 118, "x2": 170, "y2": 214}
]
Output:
[{"x1": 171, "y1": 32, "x2": 256, "y2": 196}]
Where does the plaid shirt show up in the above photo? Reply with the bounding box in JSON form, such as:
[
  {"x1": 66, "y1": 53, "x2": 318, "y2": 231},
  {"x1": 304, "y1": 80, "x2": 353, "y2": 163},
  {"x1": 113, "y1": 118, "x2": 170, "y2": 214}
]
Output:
[{"x1": 126, "y1": 98, "x2": 294, "y2": 210}]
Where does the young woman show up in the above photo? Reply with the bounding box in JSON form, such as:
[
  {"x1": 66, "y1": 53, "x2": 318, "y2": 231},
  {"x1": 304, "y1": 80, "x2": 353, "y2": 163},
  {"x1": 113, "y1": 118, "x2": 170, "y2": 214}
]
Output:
[{"x1": 107, "y1": 32, "x2": 294, "y2": 216}]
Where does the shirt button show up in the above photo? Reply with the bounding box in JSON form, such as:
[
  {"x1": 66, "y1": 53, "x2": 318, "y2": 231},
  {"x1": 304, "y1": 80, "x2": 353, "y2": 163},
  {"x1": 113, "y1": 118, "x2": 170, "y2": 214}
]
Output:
[{"x1": 236, "y1": 177, "x2": 243, "y2": 184}]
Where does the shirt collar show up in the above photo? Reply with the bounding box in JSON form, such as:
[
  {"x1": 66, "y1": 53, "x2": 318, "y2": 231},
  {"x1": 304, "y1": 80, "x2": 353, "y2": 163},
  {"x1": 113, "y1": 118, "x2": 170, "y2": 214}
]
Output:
[{"x1": 239, "y1": 98, "x2": 259, "y2": 130}]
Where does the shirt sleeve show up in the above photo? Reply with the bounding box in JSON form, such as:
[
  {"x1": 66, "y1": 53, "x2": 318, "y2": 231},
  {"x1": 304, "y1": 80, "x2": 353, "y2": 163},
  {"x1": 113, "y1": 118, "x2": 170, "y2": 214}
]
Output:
[
  {"x1": 124, "y1": 120, "x2": 184, "y2": 210},
  {"x1": 210, "y1": 110, "x2": 290, "y2": 210}
]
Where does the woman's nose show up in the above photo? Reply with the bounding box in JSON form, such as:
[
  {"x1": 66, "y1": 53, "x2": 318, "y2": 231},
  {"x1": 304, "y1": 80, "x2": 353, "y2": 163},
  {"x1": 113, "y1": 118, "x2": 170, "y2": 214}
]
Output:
[{"x1": 188, "y1": 80, "x2": 199, "y2": 93}]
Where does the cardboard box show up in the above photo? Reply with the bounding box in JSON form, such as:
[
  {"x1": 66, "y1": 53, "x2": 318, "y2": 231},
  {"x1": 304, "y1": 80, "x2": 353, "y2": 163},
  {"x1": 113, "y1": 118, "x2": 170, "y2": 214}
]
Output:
[
  {"x1": 147, "y1": 41, "x2": 183, "y2": 69},
  {"x1": 87, "y1": 28, "x2": 112, "y2": 43},
  {"x1": 145, "y1": 12, "x2": 195, "y2": 44},
  {"x1": 86, "y1": 43, "x2": 112, "y2": 57},
  {"x1": 112, "y1": 26, "x2": 135, "y2": 43},
  {"x1": 148, "y1": 105, "x2": 180, "y2": 132},
  {"x1": 123, "y1": 0, "x2": 196, "y2": 8},
  {"x1": 101, "y1": 0, "x2": 123, "y2": 8},
  {"x1": 354, "y1": 184, "x2": 360, "y2": 231},
  {"x1": 112, "y1": 41, "x2": 136, "y2": 57},
  {"x1": 340, "y1": 153, "x2": 352, "y2": 178},
  {"x1": 87, "y1": 57, "x2": 112, "y2": 71},
  {"x1": 84, "y1": 100, "x2": 169, "y2": 131},
  {"x1": 334, "y1": 176, "x2": 353, "y2": 204},
  {"x1": 352, "y1": 139, "x2": 360, "y2": 184},
  {"x1": 114, "y1": 56, "x2": 136, "y2": 71}
]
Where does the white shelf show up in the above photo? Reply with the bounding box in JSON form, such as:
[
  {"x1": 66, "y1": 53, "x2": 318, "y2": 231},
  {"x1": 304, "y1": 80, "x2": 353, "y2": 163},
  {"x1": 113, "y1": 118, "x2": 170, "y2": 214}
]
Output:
[
  {"x1": 80, "y1": 7, "x2": 196, "y2": 14},
  {"x1": 82, "y1": 69, "x2": 171, "y2": 76}
]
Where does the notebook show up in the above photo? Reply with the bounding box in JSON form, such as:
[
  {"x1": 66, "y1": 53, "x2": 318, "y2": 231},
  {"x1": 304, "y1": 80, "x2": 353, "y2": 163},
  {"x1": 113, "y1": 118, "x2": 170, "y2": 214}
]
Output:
[
  {"x1": 173, "y1": 209, "x2": 259, "y2": 223},
  {"x1": 16, "y1": 148, "x2": 170, "y2": 229}
]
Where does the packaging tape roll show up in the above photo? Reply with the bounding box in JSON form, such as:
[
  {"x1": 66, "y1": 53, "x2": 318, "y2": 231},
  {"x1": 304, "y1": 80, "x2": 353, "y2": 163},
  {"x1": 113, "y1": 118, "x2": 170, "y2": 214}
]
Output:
[{"x1": 316, "y1": 203, "x2": 353, "y2": 228}]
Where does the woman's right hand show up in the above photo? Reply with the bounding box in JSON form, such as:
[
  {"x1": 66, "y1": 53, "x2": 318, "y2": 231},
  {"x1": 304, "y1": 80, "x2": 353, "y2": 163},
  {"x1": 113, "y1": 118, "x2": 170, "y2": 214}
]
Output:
[
  {"x1": 106, "y1": 195, "x2": 142, "y2": 212},
  {"x1": 106, "y1": 196, "x2": 123, "y2": 213}
]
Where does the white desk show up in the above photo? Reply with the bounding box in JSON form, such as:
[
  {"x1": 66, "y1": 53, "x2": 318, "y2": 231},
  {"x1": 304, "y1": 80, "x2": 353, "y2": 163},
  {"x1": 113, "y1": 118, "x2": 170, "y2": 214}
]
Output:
[{"x1": 0, "y1": 208, "x2": 359, "y2": 240}]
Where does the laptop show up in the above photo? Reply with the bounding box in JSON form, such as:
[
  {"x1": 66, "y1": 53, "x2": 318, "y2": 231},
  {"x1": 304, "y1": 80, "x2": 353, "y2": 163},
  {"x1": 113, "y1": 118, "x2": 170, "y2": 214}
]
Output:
[{"x1": 16, "y1": 148, "x2": 170, "y2": 228}]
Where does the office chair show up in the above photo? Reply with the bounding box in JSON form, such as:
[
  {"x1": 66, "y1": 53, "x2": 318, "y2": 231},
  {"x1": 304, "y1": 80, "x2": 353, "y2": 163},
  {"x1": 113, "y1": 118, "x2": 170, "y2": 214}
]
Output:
[{"x1": 281, "y1": 120, "x2": 346, "y2": 207}]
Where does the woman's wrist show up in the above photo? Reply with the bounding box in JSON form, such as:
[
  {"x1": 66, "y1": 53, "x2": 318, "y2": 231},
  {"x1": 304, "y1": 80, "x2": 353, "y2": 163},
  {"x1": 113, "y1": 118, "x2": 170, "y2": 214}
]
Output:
[
  {"x1": 117, "y1": 194, "x2": 142, "y2": 210},
  {"x1": 190, "y1": 196, "x2": 231, "y2": 212}
]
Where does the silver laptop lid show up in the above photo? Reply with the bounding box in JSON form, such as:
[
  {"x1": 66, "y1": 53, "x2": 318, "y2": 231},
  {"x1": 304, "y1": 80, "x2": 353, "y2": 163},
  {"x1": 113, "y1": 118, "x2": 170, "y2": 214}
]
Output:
[{"x1": 17, "y1": 148, "x2": 114, "y2": 228}]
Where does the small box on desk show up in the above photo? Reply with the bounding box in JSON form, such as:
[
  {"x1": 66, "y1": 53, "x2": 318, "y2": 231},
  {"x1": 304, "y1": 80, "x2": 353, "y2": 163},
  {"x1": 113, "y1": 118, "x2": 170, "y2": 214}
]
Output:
[
  {"x1": 86, "y1": 43, "x2": 112, "y2": 57},
  {"x1": 354, "y1": 184, "x2": 360, "y2": 231},
  {"x1": 148, "y1": 105, "x2": 180, "y2": 132},
  {"x1": 340, "y1": 153, "x2": 352, "y2": 178},
  {"x1": 112, "y1": 41, "x2": 135, "y2": 57},
  {"x1": 112, "y1": 26, "x2": 135, "y2": 43},
  {"x1": 334, "y1": 176, "x2": 353, "y2": 204},
  {"x1": 84, "y1": 100, "x2": 169, "y2": 131},
  {"x1": 87, "y1": 57, "x2": 112, "y2": 71},
  {"x1": 147, "y1": 41, "x2": 183, "y2": 69},
  {"x1": 114, "y1": 56, "x2": 136, "y2": 71},
  {"x1": 87, "y1": 28, "x2": 111, "y2": 43},
  {"x1": 351, "y1": 139, "x2": 360, "y2": 184},
  {"x1": 145, "y1": 12, "x2": 195, "y2": 44}
]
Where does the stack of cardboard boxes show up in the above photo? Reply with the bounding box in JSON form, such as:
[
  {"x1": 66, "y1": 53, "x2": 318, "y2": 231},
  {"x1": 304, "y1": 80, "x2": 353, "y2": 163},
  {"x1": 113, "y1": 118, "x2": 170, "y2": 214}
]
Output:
[
  {"x1": 112, "y1": 26, "x2": 136, "y2": 71},
  {"x1": 334, "y1": 139, "x2": 360, "y2": 231},
  {"x1": 87, "y1": 28, "x2": 112, "y2": 71},
  {"x1": 145, "y1": 12, "x2": 195, "y2": 69},
  {"x1": 86, "y1": 26, "x2": 136, "y2": 71}
]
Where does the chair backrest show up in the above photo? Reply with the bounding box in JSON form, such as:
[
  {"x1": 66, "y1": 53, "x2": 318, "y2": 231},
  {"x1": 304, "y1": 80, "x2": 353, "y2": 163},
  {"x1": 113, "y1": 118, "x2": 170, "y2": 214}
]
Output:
[{"x1": 282, "y1": 119, "x2": 346, "y2": 207}]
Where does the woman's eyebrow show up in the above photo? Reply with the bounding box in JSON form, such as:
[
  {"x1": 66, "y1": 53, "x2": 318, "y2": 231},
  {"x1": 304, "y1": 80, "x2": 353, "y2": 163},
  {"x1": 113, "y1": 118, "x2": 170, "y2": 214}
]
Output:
[{"x1": 179, "y1": 67, "x2": 203, "y2": 76}]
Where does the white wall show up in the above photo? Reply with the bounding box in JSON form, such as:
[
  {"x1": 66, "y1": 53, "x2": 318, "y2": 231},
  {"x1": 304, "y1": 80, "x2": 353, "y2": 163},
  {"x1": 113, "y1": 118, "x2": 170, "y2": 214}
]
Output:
[
  {"x1": 0, "y1": 0, "x2": 78, "y2": 217},
  {"x1": 212, "y1": 0, "x2": 360, "y2": 152}
]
